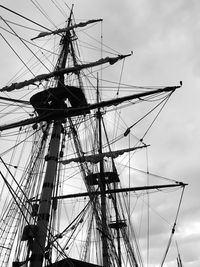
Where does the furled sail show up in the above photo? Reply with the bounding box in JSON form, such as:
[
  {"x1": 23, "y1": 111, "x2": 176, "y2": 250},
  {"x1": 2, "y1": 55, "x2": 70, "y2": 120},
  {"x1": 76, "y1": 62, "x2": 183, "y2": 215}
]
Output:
[
  {"x1": 61, "y1": 145, "x2": 148, "y2": 164},
  {"x1": 0, "y1": 85, "x2": 181, "y2": 131},
  {"x1": 31, "y1": 19, "x2": 103, "y2": 40},
  {"x1": 0, "y1": 54, "x2": 131, "y2": 92}
]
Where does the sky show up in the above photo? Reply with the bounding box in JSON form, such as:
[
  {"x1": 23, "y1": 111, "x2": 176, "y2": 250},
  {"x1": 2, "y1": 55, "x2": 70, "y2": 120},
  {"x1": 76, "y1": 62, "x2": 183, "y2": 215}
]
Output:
[{"x1": 0, "y1": 0, "x2": 199, "y2": 266}]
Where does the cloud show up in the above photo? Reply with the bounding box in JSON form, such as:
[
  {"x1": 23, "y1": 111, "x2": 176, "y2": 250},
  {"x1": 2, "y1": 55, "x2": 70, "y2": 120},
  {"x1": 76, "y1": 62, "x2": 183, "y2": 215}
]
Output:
[{"x1": 0, "y1": 0, "x2": 199, "y2": 266}]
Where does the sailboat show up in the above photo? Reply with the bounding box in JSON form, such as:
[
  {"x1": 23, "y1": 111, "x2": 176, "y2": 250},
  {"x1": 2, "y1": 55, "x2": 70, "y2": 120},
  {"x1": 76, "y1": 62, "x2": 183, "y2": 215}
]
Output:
[{"x1": 0, "y1": 5, "x2": 186, "y2": 267}]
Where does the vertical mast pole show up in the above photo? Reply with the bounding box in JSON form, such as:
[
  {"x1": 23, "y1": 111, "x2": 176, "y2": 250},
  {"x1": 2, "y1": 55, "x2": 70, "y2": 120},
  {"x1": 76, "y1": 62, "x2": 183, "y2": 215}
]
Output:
[
  {"x1": 30, "y1": 9, "x2": 73, "y2": 267},
  {"x1": 97, "y1": 74, "x2": 109, "y2": 266},
  {"x1": 114, "y1": 185, "x2": 122, "y2": 267},
  {"x1": 30, "y1": 122, "x2": 62, "y2": 267}
]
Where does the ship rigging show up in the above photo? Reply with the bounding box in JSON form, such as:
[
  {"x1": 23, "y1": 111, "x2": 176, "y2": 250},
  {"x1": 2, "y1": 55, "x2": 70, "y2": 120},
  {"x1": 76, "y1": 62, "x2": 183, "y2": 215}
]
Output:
[{"x1": 0, "y1": 5, "x2": 186, "y2": 267}]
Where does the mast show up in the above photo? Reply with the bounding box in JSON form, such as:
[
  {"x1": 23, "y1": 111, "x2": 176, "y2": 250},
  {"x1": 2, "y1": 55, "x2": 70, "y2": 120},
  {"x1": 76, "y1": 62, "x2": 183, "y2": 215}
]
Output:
[
  {"x1": 30, "y1": 122, "x2": 62, "y2": 267},
  {"x1": 96, "y1": 74, "x2": 109, "y2": 266},
  {"x1": 0, "y1": 5, "x2": 188, "y2": 267},
  {"x1": 113, "y1": 175, "x2": 122, "y2": 267},
  {"x1": 29, "y1": 10, "x2": 73, "y2": 267}
]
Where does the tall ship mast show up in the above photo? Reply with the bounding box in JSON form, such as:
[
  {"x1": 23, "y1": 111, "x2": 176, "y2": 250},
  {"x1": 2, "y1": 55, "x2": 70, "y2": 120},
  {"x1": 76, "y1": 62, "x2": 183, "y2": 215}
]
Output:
[{"x1": 0, "y1": 5, "x2": 186, "y2": 267}]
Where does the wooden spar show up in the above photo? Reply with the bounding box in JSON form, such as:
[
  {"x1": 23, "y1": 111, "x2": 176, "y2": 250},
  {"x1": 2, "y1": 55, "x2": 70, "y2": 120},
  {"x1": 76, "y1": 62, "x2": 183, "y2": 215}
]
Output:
[
  {"x1": 60, "y1": 145, "x2": 149, "y2": 164},
  {"x1": 31, "y1": 19, "x2": 103, "y2": 40},
  {"x1": 0, "y1": 54, "x2": 131, "y2": 92},
  {"x1": 29, "y1": 183, "x2": 187, "y2": 202},
  {"x1": 53, "y1": 183, "x2": 187, "y2": 199},
  {"x1": 0, "y1": 85, "x2": 181, "y2": 131},
  {"x1": 0, "y1": 96, "x2": 30, "y2": 104}
]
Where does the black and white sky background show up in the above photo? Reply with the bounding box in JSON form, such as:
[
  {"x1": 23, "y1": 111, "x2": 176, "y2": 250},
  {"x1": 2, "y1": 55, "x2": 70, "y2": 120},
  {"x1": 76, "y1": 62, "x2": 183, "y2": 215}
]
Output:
[{"x1": 0, "y1": 0, "x2": 199, "y2": 266}]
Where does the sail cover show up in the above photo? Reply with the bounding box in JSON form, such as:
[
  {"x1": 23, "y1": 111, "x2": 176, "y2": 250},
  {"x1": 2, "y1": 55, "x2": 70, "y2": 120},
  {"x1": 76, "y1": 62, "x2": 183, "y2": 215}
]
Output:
[{"x1": 61, "y1": 146, "x2": 147, "y2": 164}]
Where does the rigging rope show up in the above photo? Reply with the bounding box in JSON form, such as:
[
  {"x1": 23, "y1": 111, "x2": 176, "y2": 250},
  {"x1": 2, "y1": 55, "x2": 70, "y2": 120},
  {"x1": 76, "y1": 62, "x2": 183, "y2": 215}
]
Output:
[
  {"x1": 0, "y1": 126, "x2": 41, "y2": 157},
  {"x1": 142, "y1": 92, "x2": 173, "y2": 140},
  {"x1": 50, "y1": 0, "x2": 68, "y2": 18},
  {"x1": 160, "y1": 186, "x2": 186, "y2": 266},
  {"x1": 0, "y1": 26, "x2": 59, "y2": 55},
  {"x1": 0, "y1": 17, "x2": 42, "y2": 32},
  {"x1": 1, "y1": 15, "x2": 52, "y2": 75},
  {"x1": 0, "y1": 31, "x2": 34, "y2": 75},
  {"x1": 30, "y1": 0, "x2": 58, "y2": 29},
  {"x1": 146, "y1": 147, "x2": 150, "y2": 267},
  {"x1": 0, "y1": 5, "x2": 51, "y2": 31},
  {"x1": 123, "y1": 93, "x2": 171, "y2": 138},
  {"x1": 116, "y1": 58, "x2": 125, "y2": 97}
]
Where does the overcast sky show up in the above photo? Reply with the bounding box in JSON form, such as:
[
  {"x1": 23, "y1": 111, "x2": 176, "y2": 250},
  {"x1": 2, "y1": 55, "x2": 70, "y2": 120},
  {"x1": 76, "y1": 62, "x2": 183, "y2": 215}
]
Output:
[{"x1": 0, "y1": 1, "x2": 199, "y2": 266}]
